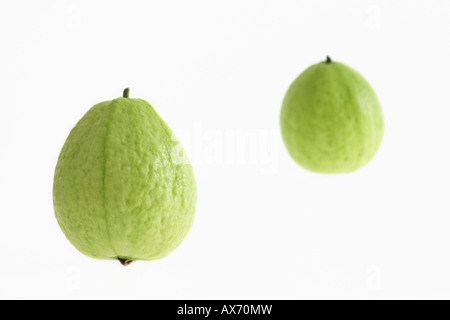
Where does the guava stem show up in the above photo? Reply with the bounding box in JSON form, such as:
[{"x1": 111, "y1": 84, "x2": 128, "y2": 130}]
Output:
[
  {"x1": 118, "y1": 258, "x2": 134, "y2": 266},
  {"x1": 123, "y1": 88, "x2": 130, "y2": 98},
  {"x1": 326, "y1": 56, "x2": 332, "y2": 63}
]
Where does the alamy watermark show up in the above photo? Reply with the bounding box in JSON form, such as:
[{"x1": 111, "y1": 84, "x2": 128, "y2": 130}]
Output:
[{"x1": 171, "y1": 122, "x2": 281, "y2": 175}]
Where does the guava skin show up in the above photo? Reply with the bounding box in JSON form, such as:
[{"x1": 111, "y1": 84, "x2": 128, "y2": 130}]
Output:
[
  {"x1": 53, "y1": 92, "x2": 197, "y2": 265},
  {"x1": 280, "y1": 58, "x2": 384, "y2": 173}
]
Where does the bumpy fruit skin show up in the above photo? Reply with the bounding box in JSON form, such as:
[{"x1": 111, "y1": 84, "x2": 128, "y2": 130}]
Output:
[
  {"x1": 280, "y1": 60, "x2": 384, "y2": 173},
  {"x1": 53, "y1": 97, "x2": 197, "y2": 263}
]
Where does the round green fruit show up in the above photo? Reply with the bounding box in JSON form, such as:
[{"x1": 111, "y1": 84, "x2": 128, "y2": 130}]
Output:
[
  {"x1": 280, "y1": 57, "x2": 384, "y2": 173},
  {"x1": 53, "y1": 89, "x2": 197, "y2": 265}
]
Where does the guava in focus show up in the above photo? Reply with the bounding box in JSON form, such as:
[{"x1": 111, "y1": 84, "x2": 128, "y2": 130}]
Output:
[{"x1": 53, "y1": 89, "x2": 197, "y2": 266}]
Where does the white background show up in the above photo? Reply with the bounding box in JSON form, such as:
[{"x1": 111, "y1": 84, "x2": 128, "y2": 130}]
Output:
[{"x1": 1, "y1": 0, "x2": 449, "y2": 300}]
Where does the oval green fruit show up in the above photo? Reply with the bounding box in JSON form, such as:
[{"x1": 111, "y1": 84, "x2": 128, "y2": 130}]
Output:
[
  {"x1": 53, "y1": 89, "x2": 197, "y2": 265},
  {"x1": 280, "y1": 57, "x2": 384, "y2": 173}
]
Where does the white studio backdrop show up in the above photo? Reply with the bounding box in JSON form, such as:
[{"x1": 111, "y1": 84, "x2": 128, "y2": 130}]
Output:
[{"x1": 0, "y1": 0, "x2": 449, "y2": 299}]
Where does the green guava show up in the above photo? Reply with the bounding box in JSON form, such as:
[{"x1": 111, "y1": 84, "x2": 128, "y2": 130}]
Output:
[
  {"x1": 280, "y1": 57, "x2": 384, "y2": 173},
  {"x1": 53, "y1": 89, "x2": 197, "y2": 266}
]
